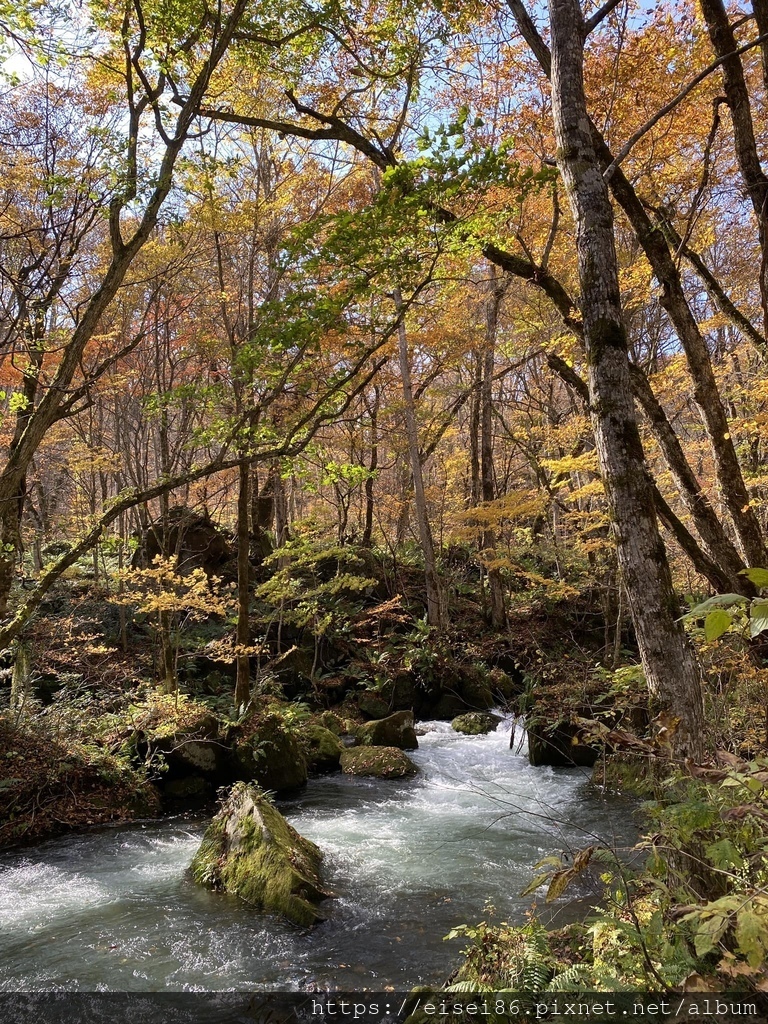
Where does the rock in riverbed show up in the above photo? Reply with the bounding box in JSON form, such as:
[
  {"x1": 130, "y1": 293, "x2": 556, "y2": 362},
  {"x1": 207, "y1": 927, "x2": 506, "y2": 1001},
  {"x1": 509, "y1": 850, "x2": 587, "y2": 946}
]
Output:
[
  {"x1": 356, "y1": 711, "x2": 418, "y2": 750},
  {"x1": 451, "y1": 712, "x2": 503, "y2": 735},
  {"x1": 190, "y1": 782, "x2": 331, "y2": 927},
  {"x1": 340, "y1": 746, "x2": 418, "y2": 778}
]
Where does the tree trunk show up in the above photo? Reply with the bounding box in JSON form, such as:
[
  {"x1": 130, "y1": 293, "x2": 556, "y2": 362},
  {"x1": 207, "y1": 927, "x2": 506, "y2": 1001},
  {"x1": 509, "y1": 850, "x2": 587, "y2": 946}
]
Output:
[
  {"x1": 548, "y1": 0, "x2": 705, "y2": 760},
  {"x1": 698, "y1": 0, "x2": 768, "y2": 339},
  {"x1": 628, "y1": 364, "x2": 753, "y2": 595},
  {"x1": 235, "y1": 458, "x2": 251, "y2": 708},
  {"x1": 362, "y1": 387, "x2": 379, "y2": 547},
  {"x1": 481, "y1": 269, "x2": 507, "y2": 628},
  {"x1": 394, "y1": 289, "x2": 445, "y2": 628},
  {"x1": 10, "y1": 641, "x2": 31, "y2": 713}
]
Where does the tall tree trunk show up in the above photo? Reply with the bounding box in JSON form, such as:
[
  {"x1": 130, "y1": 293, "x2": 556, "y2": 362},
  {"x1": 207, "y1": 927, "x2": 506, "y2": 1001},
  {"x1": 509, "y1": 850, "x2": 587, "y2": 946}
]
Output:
[
  {"x1": 235, "y1": 458, "x2": 251, "y2": 708},
  {"x1": 481, "y1": 269, "x2": 507, "y2": 628},
  {"x1": 628, "y1": 365, "x2": 753, "y2": 595},
  {"x1": 362, "y1": 387, "x2": 379, "y2": 547},
  {"x1": 548, "y1": 0, "x2": 705, "y2": 760},
  {"x1": 504, "y1": 0, "x2": 766, "y2": 569},
  {"x1": 394, "y1": 289, "x2": 445, "y2": 628},
  {"x1": 273, "y1": 464, "x2": 290, "y2": 548},
  {"x1": 698, "y1": 0, "x2": 768, "y2": 339},
  {"x1": 469, "y1": 352, "x2": 482, "y2": 507}
]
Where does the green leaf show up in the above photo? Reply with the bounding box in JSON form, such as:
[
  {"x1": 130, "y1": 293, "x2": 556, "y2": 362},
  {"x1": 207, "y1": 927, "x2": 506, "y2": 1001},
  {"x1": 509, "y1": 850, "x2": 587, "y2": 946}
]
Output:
[
  {"x1": 705, "y1": 838, "x2": 743, "y2": 871},
  {"x1": 734, "y1": 909, "x2": 767, "y2": 967},
  {"x1": 749, "y1": 599, "x2": 768, "y2": 638},
  {"x1": 685, "y1": 593, "x2": 747, "y2": 617},
  {"x1": 521, "y1": 871, "x2": 554, "y2": 897},
  {"x1": 704, "y1": 608, "x2": 732, "y2": 641},
  {"x1": 741, "y1": 568, "x2": 768, "y2": 588},
  {"x1": 693, "y1": 913, "x2": 729, "y2": 957}
]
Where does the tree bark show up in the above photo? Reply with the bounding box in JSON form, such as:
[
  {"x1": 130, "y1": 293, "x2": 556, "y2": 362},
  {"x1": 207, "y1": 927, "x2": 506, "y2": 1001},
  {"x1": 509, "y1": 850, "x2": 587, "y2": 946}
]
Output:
[
  {"x1": 362, "y1": 387, "x2": 379, "y2": 547},
  {"x1": 548, "y1": 0, "x2": 705, "y2": 759},
  {"x1": 481, "y1": 269, "x2": 507, "y2": 628},
  {"x1": 235, "y1": 458, "x2": 251, "y2": 708},
  {"x1": 394, "y1": 289, "x2": 445, "y2": 628},
  {"x1": 698, "y1": 0, "x2": 768, "y2": 339},
  {"x1": 628, "y1": 365, "x2": 753, "y2": 595}
]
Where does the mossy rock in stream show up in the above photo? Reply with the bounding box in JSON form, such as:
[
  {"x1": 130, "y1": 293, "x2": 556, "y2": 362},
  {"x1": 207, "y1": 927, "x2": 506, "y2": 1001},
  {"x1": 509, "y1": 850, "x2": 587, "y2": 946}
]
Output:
[
  {"x1": 340, "y1": 746, "x2": 418, "y2": 779},
  {"x1": 190, "y1": 782, "x2": 331, "y2": 927},
  {"x1": 356, "y1": 711, "x2": 418, "y2": 750},
  {"x1": 356, "y1": 692, "x2": 391, "y2": 720},
  {"x1": 451, "y1": 712, "x2": 503, "y2": 736},
  {"x1": 232, "y1": 714, "x2": 308, "y2": 793},
  {"x1": 300, "y1": 724, "x2": 343, "y2": 774}
]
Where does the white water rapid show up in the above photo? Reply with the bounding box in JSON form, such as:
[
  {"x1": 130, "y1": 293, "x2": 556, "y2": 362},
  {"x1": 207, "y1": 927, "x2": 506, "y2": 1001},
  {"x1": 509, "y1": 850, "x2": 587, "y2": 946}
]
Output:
[{"x1": 0, "y1": 717, "x2": 635, "y2": 991}]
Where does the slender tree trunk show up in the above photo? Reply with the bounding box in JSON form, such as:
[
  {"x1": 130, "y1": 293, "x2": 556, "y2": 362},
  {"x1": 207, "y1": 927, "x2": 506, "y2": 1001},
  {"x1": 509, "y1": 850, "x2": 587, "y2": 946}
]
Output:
[
  {"x1": 362, "y1": 387, "x2": 379, "y2": 547},
  {"x1": 10, "y1": 640, "x2": 30, "y2": 714},
  {"x1": 394, "y1": 289, "x2": 445, "y2": 628},
  {"x1": 273, "y1": 464, "x2": 290, "y2": 548},
  {"x1": 628, "y1": 365, "x2": 753, "y2": 594},
  {"x1": 698, "y1": 0, "x2": 768, "y2": 339},
  {"x1": 481, "y1": 269, "x2": 507, "y2": 628},
  {"x1": 548, "y1": 0, "x2": 705, "y2": 759},
  {"x1": 235, "y1": 458, "x2": 251, "y2": 708},
  {"x1": 469, "y1": 353, "x2": 482, "y2": 507}
]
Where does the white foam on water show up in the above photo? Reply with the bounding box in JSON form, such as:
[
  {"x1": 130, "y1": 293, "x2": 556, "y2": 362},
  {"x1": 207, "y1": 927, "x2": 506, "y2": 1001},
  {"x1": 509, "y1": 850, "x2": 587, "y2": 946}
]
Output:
[
  {"x1": 0, "y1": 861, "x2": 110, "y2": 929},
  {"x1": 0, "y1": 715, "x2": 634, "y2": 990}
]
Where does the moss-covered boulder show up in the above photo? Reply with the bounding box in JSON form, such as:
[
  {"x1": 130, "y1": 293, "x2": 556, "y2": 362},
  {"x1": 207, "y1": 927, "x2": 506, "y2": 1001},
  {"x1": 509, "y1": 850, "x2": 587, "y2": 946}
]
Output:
[
  {"x1": 300, "y1": 724, "x2": 343, "y2": 774},
  {"x1": 340, "y1": 746, "x2": 418, "y2": 779},
  {"x1": 454, "y1": 665, "x2": 495, "y2": 710},
  {"x1": 190, "y1": 783, "x2": 330, "y2": 926},
  {"x1": 357, "y1": 711, "x2": 418, "y2": 750},
  {"x1": 451, "y1": 712, "x2": 503, "y2": 735},
  {"x1": 357, "y1": 692, "x2": 391, "y2": 720},
  {"x1": 232, "y1": 713, "x2": 308, "y2": 793},
  {"x1": 124, "y1": 695, "x2": 230, "y2": 782},
  {"x1": 317, "y1": 711, "x2": 344, "y2": 735}
]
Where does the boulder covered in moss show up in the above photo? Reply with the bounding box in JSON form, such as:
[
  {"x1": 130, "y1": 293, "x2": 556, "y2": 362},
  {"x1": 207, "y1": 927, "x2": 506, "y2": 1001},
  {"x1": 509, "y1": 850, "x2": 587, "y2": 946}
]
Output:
[
  {"x1": 300, "y1": 724, "x2": 343, "y2": 774},
  {"x1": 357, "y1": 692, "x2": 391, "y2": 720},
  {"x1": 126, "y1": 697, "x2": 228, "y2": 780},
  {"x1": 357, "y1": 711, "x2": 418, "y2": 750},
  {"x1": 317, "y1": 711, "x2": 344, "y2": 735},
  {"x1": 451, "y1": 712, "x2": 503, "y2": 736},
  {"x1": 340, "y1": 746, "x2": 418, "y2": 779},
  {"x1": 190, "y1": 782, "x2": 331, "y2": 927},
  {"x1": 232, "y1": 713, "x2": 308, "y2": 793}
]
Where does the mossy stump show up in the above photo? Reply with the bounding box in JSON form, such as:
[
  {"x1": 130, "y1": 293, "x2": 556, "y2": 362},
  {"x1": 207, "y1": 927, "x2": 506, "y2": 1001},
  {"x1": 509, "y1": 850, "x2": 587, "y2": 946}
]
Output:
[
  {"x1": 340, "y1": 746, "x2": 418, "y2": 778},
  {"x1": 451, "y1": 712, "x2": 502, "y2": 736},
  {"x1": 190, "y1": 782, "x2": 331, "y2": 927}
]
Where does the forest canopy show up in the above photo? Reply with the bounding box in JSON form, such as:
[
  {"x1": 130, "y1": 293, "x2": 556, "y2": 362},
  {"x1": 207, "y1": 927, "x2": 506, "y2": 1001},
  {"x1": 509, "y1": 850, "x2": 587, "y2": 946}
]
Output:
[{"x1": 2, "y1": 0, "x2": 768, "y2": 996}]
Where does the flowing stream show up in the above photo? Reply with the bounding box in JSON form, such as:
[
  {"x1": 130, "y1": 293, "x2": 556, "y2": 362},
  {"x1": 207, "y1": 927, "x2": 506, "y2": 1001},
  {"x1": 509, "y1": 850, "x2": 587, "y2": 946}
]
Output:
[{"x1": 0, "y1": 718, "x2": 636, "y2": 992}]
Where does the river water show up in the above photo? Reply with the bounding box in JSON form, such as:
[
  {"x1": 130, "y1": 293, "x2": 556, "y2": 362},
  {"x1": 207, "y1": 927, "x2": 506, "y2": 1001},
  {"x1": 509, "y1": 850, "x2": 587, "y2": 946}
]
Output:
[{"x1": 0, "y1": 718, "x2": 635, "y2": 992}]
